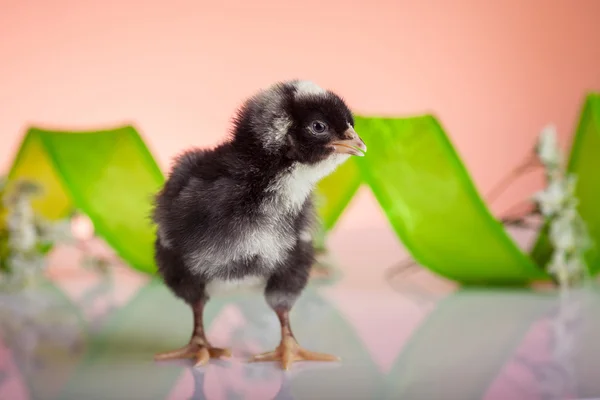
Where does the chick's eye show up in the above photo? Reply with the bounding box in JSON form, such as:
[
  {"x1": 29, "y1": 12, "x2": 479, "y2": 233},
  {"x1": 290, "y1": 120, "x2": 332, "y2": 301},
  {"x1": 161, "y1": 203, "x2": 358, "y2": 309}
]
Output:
[{"x1": 311, "y1": 121, "x2": 328, "y2": 134}]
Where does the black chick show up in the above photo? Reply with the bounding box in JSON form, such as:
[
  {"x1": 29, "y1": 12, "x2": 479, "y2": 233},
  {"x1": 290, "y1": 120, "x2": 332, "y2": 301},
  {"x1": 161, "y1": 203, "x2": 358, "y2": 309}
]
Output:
[{"x1": 152, "y1": 80, "x2": 367, "y2": 370}]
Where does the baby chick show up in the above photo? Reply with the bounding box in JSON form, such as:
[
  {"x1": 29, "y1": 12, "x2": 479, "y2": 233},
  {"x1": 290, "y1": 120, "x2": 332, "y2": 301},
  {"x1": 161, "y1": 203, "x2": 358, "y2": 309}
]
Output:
[{"x1": 152, "y1": 80, "x2": 366, "y2": 370}]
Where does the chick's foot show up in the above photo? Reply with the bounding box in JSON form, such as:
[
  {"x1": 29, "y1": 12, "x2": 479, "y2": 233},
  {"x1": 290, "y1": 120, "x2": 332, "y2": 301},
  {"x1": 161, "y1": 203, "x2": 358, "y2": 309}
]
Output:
[
  {"x1": 250, "y1": 334, "x2": 339, "y2": 370},
  {"x1": 155, "y1": 299, "x2": 229, "y2": 366},
  {"x1": 154, "y1": 338, "x2": 231, "y2": 367}
]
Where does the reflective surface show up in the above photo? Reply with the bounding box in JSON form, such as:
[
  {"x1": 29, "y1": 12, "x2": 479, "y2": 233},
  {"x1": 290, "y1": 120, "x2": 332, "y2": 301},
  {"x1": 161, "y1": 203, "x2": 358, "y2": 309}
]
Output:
[{"x1": 1, "y1": 248, "x2": 600, "y2": 400}]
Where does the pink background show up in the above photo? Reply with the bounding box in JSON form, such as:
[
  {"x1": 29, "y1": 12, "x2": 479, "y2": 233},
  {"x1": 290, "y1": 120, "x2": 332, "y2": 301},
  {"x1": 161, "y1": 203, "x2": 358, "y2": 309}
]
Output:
[
  {"x1": 1, "y1": 3, "x2": 598, "y2": 398},
  {"x1": 2, "y1": 0, "x2": 600, "y2": 227}
]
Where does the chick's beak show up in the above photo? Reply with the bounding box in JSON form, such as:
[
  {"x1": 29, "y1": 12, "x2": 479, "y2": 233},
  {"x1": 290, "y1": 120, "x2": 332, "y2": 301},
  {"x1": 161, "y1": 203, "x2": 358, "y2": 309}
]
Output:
[{"x1": 330, "y1": 127, "x2": 367, "y2": 157}]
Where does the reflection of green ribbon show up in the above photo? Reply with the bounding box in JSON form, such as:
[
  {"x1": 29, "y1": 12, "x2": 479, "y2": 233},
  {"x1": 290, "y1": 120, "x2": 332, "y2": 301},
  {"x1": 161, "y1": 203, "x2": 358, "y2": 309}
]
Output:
[
  {"x1": 55, "y1": 282, "x2": 384, "y2": 399},
  {"x1": 55, "y1": 279, "x2": 191, "y2": 399},
  {"x1": 7, "y1": 94, "x2": 599, "y2": 283},
  {"x1": 384, "y1": 288, "x2": 555, "y2": 399}
]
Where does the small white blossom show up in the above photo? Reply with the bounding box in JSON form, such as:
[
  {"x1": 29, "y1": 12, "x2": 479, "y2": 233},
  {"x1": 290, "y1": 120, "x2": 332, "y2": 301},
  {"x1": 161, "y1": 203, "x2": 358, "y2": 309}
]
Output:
[
  {"x1": 6, "y1": 200, "x2": 35, "y2": 228},
  {"x1": 536, "y1": 124, "x2": 562, "y2": 167},
  {"x1": 549, "y1": 214, "x2": 577, "y2": 251},
  {"x1": 8, "y1": 223, "x2": 37, "y2": 252},
  {"x1": 533, "y1": 180, "x2": 569, "y2": 217},
  {"x1": 5, "y1": 196, "x2": 38, "y2": 253},
  {"x1": 547, "y1": 248, "x2": 567, "y2": 271},
  {"x1": 38, "y1": 218, "x2": 73, "y2": 244},
  {"x1": 547, "y1": 250, "x2": 571, "y2": 284},
  {"x1": 532, "y1": 125, "x2": 590, "y2": 287},
  {"x1": 549, "y1": 250, "x2": 584, "y2": 276},
  {"x1": 1, "y1": 178, "x2": 75, "y2": 289}
]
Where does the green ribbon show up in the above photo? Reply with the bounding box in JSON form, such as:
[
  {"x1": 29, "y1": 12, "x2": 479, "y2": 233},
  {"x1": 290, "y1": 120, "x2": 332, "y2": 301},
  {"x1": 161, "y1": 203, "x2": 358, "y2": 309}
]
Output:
[
  {"x1": 317, "y1": 93, "x2": 600, "y2": 283},
  {"x1": 8, "y1": 126, "x2": 164, "y2": 274},
  {"x1": 350, "y1": 115, "x2": 547, "y2": 284},
  {"x1": 7, "y1": 93, "x2": 599, "y2": 283}
]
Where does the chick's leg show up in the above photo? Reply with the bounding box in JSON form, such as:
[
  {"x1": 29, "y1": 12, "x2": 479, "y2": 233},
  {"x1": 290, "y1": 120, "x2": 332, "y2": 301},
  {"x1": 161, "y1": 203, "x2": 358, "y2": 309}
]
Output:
[
  {"x1": 154, "y1": 299, "x2": 231, "y2": 366},
  {"x1": 251, "y1": 250, "x2": 339, "y2": 370},
  {"x1": 250, "y1": 307, "x2": 339, "y2": 370}
]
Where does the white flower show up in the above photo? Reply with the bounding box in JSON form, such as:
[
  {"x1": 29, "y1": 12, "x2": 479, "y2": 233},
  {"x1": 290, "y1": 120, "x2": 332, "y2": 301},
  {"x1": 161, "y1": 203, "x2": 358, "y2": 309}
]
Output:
[
  {"x1": 6, "y1": 197, "x2": 38, "y2": 252},
  {"x1": 1, "y1": 179, "x2": 76, "y2": 289},
  {"x1": 547, "y1": 249, "x2": 571, "y2": 284},
  {"x1": 532, "y1": 126, "x2": 590, "y2": 286},
  {"x1": 548, "y1": 248, "x2": 567, "y2": 271},
  {"x1": 8, "y1": 224, "x2": 37, "y2": 252},
  {"x1": 536, "y1": 124, "x2": 561, "y2": 167},
  {"x1": 566, "y1": 257, "x2": 585, "y2": 274},
  {"x1": 557, "y1": 206, "x2": 577, "y2": 223},
  {"x1": 6, "y1": 199, "x2": 35, "y2": 228},
  {"x1": 534, "y1": 180, "x2": 570, "y2": 217},
  {"x1": 559, "y1": 257, "x2": 585, "y2": 283},
  {"x1": 546, "y1": 241, "x2": 587, "y2": 286},
  {"x1": 550, "y1": 217, "x2": 576, "y2": 251},
  {"x1": 38, "y1": 218, "x2": 73, "y2": 244}
]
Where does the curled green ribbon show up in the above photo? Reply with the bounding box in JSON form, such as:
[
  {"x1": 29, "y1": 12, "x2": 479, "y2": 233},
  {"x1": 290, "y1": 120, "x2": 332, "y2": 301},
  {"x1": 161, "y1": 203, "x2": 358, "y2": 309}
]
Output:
[
  {"x1": 8, "y1": 126, "x2": 164, "y2": 274},
  {"x1": 317, "y1": 93, "x2": 600, "y2": 283}
]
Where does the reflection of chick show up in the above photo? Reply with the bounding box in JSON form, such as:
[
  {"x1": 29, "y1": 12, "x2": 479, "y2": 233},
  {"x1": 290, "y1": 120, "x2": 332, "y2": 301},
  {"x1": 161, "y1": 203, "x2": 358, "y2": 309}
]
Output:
[{"x1": 152, "y1": 80, "x2": 366, "y2": 370}]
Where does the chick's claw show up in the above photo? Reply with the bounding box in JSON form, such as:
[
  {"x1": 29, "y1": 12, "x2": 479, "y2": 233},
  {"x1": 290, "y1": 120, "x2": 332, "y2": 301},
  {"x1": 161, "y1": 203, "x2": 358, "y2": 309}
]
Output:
[
  {"x1": 250, "y1": 335, "x2": 339, "y2": 370},
  {"x1": 154, "y1": 342, "x2": 231, "y2": 366}
]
